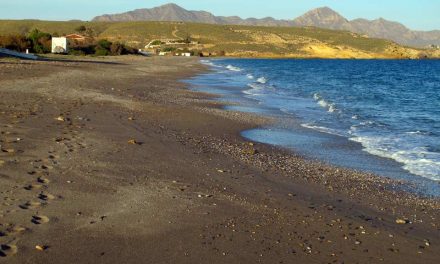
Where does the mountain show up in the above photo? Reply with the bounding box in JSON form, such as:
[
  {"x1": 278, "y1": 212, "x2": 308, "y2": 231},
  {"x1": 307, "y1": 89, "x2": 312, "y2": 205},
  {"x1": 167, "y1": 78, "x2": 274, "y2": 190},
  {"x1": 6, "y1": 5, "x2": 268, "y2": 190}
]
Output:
[
  {"x1": 93, "y1": 3, "x2": 294, "y2": 27},
  {"x1": 92, "y1": 4, "x2": 440, "y2": 47},
  {"x1": 292, "y1": 7, "x2": 351, "y2": 30}
]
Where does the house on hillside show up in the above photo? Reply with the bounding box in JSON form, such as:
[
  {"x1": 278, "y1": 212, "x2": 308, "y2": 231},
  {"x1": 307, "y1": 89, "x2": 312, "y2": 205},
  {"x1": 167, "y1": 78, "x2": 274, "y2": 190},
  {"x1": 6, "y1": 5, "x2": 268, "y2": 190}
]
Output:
[
  {"x1": 51, "y1": 34, "x2": 89, "y2": 54},
  {"x1": 51, "y1": 37, "x2": 68, "y2": 54}
]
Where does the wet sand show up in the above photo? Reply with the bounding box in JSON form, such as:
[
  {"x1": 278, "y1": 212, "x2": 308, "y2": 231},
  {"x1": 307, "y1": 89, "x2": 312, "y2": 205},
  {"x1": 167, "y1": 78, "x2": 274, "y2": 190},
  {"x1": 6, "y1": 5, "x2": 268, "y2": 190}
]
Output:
[{"x1": 0, "y1": 56, "x2": 439, "y2": 263}]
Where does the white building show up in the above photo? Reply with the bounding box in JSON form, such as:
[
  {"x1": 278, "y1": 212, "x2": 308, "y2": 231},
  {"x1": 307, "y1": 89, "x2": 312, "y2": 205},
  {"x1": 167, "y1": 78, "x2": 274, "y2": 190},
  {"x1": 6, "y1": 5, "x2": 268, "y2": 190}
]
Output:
[{"x1": 51, "y1": 37, "x2": 69, "y2": 54}]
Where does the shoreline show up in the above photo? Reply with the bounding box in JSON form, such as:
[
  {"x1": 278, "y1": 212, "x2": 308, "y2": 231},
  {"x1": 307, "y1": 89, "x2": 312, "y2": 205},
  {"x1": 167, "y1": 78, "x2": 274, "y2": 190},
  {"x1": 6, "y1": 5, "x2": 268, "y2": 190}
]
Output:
[
  {"x1": 189, "y1": 58, "x2": 440, "y2": 197},
  {"x1": 0, "y1": 55, "x2": 438, "y2": 263}
]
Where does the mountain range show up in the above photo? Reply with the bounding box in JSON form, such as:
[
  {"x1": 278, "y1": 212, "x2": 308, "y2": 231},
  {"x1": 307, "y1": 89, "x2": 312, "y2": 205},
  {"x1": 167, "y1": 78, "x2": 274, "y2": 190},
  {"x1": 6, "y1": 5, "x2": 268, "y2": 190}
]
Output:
[{"x1": 92, "y1": 3, "x2": 440, "y2": 48}]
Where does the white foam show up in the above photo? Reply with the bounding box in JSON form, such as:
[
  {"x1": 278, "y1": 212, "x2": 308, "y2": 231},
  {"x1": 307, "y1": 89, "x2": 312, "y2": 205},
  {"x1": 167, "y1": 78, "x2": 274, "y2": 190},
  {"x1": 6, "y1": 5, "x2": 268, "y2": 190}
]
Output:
[
  {"x1": 313, "y1": 93, "x2": 338, "y2": 113},
  {"x1": 226, "y1": 65, "x2": 243, "y2": 72},
  {"x1": 301, "y1": 123, "x2": 346, "y2": 137},
  {"x1": 350, "y1": 135, "x2": 440, "y2": 181},
  {"x1": 257, "y1": 77, "x2": 268, "y2": 84},
  {"x1": 247, "y1": 74, "x2": 254, "y2": 79},
  {"x1": 200, "y1": 59, "x2": 223, "y2": 68},
  {"x1": 243, "y1": 83, "x2": 264, "y2": 96}
]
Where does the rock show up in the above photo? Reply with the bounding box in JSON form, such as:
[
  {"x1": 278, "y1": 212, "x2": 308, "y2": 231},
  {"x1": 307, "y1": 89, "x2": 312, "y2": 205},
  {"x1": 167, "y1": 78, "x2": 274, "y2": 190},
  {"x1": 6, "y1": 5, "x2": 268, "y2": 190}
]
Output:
[
  {"x1": 55, "y1": 116, "x2": 65, "y2": 122},
  {"x1": 35, "y1": 245, "x2": 49, "y2": 251},
  {"x1": 424, "y1": 239, "x2": 431, "y2": 247},
  {"x1": 128, "y1": 139, "x2": 142, "y2": 145},
  {"x1": 395, "y1": 219, "x2": 410, "y2": 224}
]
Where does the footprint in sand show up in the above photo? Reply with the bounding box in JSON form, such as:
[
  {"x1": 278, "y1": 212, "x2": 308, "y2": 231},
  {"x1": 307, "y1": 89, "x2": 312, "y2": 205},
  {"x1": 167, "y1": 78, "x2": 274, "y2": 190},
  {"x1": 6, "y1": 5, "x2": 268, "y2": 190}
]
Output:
[
  {"x1": 40, "y1": 165, "x2": 53, "y2": 170},
  {"x1": 31, "y1": 215, "x2": 49, "y2": 225},
  {"x1": 19, "y1": 201, "x2": 44, "y2": 210},
  {"x1": 37, "y1": 177, "x2": 50, "y2": 184},
  {"x1": 0, "y1": 244, "x2": 18, "y2": 257},
  {"x1": 0, "y1": 148, "x2": 15, "y2": 154},
  {"x1": 24, "y1": 184, "x2": 43, "y2": 191},
  {"x1": 48, "y1": 154, "x2": 59, "y2": 160},
  {"x1": 6, "y1": 225, "x2": 27, "y2": 235},
  {"x1": 38, "y1": 192, "x2": 55, "y2": 201}
]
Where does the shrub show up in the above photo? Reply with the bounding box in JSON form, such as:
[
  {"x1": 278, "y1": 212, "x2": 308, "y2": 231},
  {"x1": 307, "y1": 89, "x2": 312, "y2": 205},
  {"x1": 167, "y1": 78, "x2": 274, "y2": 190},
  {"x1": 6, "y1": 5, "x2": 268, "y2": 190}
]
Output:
[
  {"x1": 0, "y1": 35, "x2": 31, "y2": 52},
  {"x1": 27, "y1": 29, "x2": 52, "y2": 53},
  {"x1": 162, "y1": 47, "x2": 176, "y2": 52},
  {"x1": 75, "y1": 25, "x2": 87, "y2": 33},
  {"x1": 110, "y1": 42, "x2": 124, "y2": 55},
  {"x1": 151, "y1": 40, "x2": 162, "y2": 45}
]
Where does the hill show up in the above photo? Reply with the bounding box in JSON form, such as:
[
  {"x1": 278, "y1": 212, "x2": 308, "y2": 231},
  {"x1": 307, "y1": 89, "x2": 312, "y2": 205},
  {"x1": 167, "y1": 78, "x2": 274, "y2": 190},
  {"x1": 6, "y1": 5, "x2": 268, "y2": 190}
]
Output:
[
  {"x1": 92, "y1": 3, "x2": 440, "y2": 48},
  {"x1": 92, "y1": 3, "x2": 294, "y2": 27},
  {"x1": 1, "y1": 20, "x2": 437, "y2": 59}
]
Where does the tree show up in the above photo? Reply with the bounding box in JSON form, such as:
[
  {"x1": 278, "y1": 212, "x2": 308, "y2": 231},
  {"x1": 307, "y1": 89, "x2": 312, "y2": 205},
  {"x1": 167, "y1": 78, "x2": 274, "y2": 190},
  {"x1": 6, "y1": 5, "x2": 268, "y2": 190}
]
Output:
[
  {"x1": 75, "y1": 25, "x2": 87, "y2": 33},
  {"x1": 184, "y1": 34, "x2": 192, "y2": 44},
  {"x1": 27, "y1": 29, "x2": 52, "y2": 53},
  {"x1": 94, "y1": 39, "x2": 112, "y2": 56}
]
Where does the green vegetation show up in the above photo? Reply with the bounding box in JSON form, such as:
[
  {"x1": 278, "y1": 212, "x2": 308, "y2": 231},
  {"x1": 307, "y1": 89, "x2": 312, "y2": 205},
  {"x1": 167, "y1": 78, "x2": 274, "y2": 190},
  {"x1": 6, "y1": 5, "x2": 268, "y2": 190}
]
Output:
[
  {"x1": 0, "y1": 29, "x2": 52, "y2": 53},
  {"x1": 0, "y1": 20, "x2": 398, "y2": 57},
  {"x1": 27, "y1": 29, "x2": 51, "y2": 53},
  {"x1": 162, "y1": 47, "x2": 177, "y2": 52},
  {"x1": 150, "y1": 40, "x2": 163, "y2": 45},
  {"x1": 0, "y1": 25, "x2": 137, "y2": 56}
]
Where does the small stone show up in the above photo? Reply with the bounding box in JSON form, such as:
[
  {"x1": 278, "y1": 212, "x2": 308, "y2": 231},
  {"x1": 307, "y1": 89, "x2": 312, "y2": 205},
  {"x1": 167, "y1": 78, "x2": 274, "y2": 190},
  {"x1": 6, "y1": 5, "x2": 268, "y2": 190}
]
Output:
[
  {"x1": 35, "y1": 245, "x2": 48, "y2": 251},
  {"x1": 127, "y1": 139, "x2": 142, "y2": 145},
  {"x1": 55, "y1": 116, "x2": 65, "y2": 122},
  {"x1": 395, "y1": 219, "x2": 409, "y2": 224}
]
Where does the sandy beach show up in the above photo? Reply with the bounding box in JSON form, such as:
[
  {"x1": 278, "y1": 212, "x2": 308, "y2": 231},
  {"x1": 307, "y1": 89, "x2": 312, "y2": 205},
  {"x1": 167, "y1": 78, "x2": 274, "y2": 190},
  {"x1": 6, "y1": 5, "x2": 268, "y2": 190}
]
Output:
[{"x1": 0, "y1": 56, "x2": 439, "y2": 263}]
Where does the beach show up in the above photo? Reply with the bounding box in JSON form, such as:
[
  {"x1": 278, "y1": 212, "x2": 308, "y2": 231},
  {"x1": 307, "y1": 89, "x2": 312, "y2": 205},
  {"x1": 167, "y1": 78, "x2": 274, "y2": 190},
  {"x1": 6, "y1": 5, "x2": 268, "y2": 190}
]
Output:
[{"x1": 0, "y1": 56, "x2": 439, "y2": 263}]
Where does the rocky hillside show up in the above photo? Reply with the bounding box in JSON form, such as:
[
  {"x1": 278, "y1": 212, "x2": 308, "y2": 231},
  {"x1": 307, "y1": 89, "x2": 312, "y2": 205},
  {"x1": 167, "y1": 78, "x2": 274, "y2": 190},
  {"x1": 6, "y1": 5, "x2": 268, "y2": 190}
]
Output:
[
  {"x1": 93, "y1": 3, "x2": 294, "y2": 27},
  {"x1": 92, "y1": 4, "x2": 440, "y2": 48},
  {"x1": 2, "y1": 20, "x2": 438, "y2": 59},
  {"x1": 294, "y1": 8, "x2": 440, "y2": 48},
  {"x1": 293, "y1": 7, "x2": 350, "y2": 30}
]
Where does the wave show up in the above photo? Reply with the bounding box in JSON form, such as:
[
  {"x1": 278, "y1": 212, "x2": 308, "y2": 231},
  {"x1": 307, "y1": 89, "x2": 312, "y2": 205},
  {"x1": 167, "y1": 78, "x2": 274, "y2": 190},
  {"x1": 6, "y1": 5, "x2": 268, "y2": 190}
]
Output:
[
  {"x1": 313, "y1": 93, "x2": 338, "y2": 113},
  {"x1": 226, "y1": 65, "x2": 243, "y2": 72},
  {"x1": 257, "y1": 77, "x2": 268, "y2": 84},
  {"x1": 243, "y1": 83, "x2": 265, "y2": 96},
  {"x1": 301, "y1": 123, "x2": 346, "y2": 137},
  {"x1": 350, "y1": 135, "x2": 440, "y2": 181},
  {"x1": 247, "y1": 74, "x2": 254, "y2": 79}
]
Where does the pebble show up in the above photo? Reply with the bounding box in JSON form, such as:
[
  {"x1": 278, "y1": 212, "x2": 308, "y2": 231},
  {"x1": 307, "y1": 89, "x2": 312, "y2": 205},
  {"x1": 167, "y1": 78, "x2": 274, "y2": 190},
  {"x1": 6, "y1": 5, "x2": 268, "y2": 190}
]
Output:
[
  {"x1": 395, "y1": 219, "x2": 409, "y2": 224},
  {"x1": 35, "y1": 245, "x2": 49, "y2": 251}
]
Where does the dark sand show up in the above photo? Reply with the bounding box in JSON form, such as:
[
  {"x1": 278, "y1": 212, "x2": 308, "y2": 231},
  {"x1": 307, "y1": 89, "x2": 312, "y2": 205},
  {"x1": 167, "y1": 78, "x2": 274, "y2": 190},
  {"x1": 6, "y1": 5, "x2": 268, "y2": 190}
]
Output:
[{"x1": 0, "y1": 56, "x2": 438, "y2": 263}]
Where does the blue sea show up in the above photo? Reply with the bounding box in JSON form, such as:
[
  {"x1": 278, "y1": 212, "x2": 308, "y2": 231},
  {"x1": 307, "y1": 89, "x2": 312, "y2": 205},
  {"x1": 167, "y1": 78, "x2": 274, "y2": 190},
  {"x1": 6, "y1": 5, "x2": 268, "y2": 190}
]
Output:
[{"x1": 186, "y1": 59, "x2": 440, "y2": 197}]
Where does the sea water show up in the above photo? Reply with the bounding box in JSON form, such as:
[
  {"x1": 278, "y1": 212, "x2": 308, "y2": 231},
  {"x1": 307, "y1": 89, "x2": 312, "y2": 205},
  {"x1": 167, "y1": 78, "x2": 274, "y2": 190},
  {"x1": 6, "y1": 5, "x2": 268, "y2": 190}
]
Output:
[{"x1": 186, "y1": 59, "x2": 440, "y2": 197}]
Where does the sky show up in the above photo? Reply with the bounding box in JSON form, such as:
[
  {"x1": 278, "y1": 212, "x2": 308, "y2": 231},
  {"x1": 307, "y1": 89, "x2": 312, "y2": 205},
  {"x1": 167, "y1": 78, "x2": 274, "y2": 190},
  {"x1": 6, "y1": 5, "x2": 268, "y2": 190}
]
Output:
[{"x1": 0, "y1": 0, "x2": 439, "y2": 31}]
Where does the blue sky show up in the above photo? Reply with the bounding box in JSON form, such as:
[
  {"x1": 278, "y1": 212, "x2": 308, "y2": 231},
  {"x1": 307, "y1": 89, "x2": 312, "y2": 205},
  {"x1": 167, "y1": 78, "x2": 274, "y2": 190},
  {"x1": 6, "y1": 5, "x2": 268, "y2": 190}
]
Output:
[{"x1": 1, "y1": 0, "x2": 439, "y2": 31}]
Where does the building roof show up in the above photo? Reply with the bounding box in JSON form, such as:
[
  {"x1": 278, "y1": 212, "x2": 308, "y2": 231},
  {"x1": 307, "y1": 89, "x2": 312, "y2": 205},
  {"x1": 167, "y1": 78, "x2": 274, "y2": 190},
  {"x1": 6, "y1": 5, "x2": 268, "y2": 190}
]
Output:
[{"x1": 65, "y1": 34, "x2": 86, "y2": 40}]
